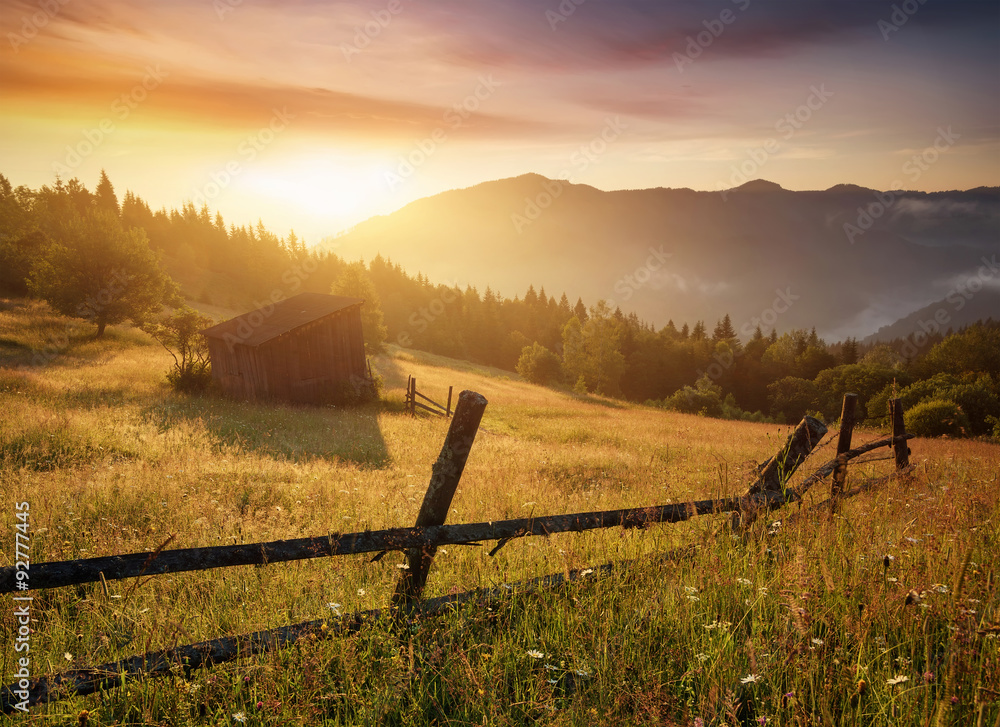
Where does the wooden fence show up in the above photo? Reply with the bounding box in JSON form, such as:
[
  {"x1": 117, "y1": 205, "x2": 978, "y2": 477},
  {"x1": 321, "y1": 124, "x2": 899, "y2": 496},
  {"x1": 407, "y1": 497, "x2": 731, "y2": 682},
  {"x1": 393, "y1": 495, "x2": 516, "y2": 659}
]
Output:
[
  {"x1": 0, "y1": 392, "x2": 912, "y2": 713},
  {"x1": 405, "y1": 375, "x2": 453, "y2": 417}
]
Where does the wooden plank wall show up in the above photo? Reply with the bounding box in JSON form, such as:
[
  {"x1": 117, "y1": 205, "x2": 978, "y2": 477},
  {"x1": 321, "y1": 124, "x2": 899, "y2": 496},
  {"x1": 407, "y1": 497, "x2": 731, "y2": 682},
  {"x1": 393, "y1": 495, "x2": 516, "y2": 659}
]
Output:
[{"x1": 207, "y1": 305, "x2": 366, "y2": 404}]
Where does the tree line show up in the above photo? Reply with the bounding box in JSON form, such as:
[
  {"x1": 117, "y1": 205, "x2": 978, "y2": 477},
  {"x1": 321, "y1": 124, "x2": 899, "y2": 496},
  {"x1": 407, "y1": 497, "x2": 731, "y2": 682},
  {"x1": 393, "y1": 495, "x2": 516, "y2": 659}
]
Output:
[{"x1": 2, "y1": 170, "x2": 997, "y2": 435}]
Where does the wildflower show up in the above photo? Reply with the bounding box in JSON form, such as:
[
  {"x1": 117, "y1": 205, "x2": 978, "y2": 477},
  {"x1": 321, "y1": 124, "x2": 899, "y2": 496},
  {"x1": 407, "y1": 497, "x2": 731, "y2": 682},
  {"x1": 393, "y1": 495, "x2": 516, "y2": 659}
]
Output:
[
  {"x1": 741, "y1": 674, "x2": 761, "y2": 684},
  {"x1": 574, "y1": 668, "x2": 592, "y2": 678},
  {"x1": 357, "y1": 589, "x2": 366, "y2": 596},
  {"x1": 233, "y1": 713, "x2": 246, "y2": 724},
  {"x1": 396, "y1": 563, "x2": 410, "y2": 570},
  {"x1": 64, "y1": 652, "x2": 73, "y2": 662},
  {"x1": 736, "y1": 578, "x2": 751, "y2": 586},
  {"x1": 527, "y1": 649, "x2": 544, "y2": 659},
  {"x1": 684, "y1": 586, "x2": 699, "y2": 594},
  {"x1": 687, "y1": 595, "x2": 700, "y2": 602},
  {"x1": 547, "y1": 678, "x2": 558, "y2": 684},
  {"x1": 923, "y1": 671, "x2": 935, "y2": 683},
  {"x1": 544, "y1": 663, "x2": 558, "y2": 671},
  {"x1": 256, "y1": 700, "x2": 264, "y2": 708},
  {"x1": 811, "y1": 638, "x2": 824, "y2": 646},
  {"x1": 694, "y1": 718, "x2": 705, "y2": 727},
  {"x1": 580, "y1": 568, "x2": 594, "y2": 576},
  {"x1": 695, "y1": 653, "x2": 710, "y2": 663},
  {"x1": 932, "y1": 584, "x2": 949, "y2": 593},
  {"x1": 886, "y1": 675, "x2": 909, "y2": 686}
]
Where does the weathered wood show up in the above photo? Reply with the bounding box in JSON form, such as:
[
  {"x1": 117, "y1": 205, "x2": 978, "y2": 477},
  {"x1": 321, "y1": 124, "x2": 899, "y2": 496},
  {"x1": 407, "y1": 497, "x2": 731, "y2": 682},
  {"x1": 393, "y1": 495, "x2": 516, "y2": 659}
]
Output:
[
  {"x1": 447, "y1": 386, "x2": 453, "y2": 417},
  {"x1": 0, "y1": 432, "x2": 913, "y2": 595},
  {"x1": 414, "y1": 390, "x2": 448, "y2": 412},
  {"x1": 830, "y1": 393, "x2": 858, "y2": 512},
  {"x1": 890, "y1": 399, "x2": 910, "y2": 470},
  {"x1": 0, "y1": 607, "x2": 383, "y2": 713},
  {"x1": 393, "y1": 390, "x2": 489, "y2": 607},
  {"x1": 747, "y1": 416, "x2": 829, "y2": 496},
  {"x1": 412, "y1": 400, "x2": 447, "y2": 416},
  {"x1": 0, "y1": 432, "x2": 916, "y2": 713}
]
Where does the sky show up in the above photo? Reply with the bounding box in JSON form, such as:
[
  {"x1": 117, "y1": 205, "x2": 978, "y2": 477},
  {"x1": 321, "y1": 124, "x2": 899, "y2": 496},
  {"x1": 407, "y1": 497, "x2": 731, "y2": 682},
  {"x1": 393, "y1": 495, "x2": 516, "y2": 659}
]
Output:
[{"x1": 1, "y1": 0, "x2": 998, "y2": 244}]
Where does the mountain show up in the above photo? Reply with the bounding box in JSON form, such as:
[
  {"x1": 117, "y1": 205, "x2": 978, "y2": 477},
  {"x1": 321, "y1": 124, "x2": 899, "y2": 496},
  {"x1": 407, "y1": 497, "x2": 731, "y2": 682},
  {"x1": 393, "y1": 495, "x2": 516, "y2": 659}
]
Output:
[
  {"x1": 331, "y1": 174, "x2": 1000, "y2": 340},
  {"x1": 864, "y1": 289, "x2": 1000, "y2": 345}
]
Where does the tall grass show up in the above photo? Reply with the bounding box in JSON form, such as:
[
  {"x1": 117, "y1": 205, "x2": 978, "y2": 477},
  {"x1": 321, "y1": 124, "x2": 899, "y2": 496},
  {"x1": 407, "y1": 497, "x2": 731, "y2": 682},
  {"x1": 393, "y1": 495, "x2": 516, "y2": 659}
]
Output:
[{"x1": 0, "y1": 300, "x2": 997, "y2": 725}]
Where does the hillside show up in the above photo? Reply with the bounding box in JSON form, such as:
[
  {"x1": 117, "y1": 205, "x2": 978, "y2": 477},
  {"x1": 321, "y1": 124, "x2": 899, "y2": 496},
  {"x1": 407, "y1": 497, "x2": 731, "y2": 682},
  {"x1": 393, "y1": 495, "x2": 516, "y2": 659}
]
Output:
[
  {"x1": 1, "y1": 298, "x2": 998, "y2": 723},
  {"x1": 864, "y1": 289, "x2": 1000, "y2": 344},
  {"x1": 332, "y1": 175, "x2": 1000, "y2": 340}
]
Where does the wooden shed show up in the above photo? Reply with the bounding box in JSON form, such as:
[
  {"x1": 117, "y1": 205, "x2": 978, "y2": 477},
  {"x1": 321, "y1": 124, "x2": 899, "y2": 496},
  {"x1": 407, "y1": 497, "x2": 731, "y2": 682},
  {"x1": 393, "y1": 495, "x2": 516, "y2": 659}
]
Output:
[{"x1": 201, "y1": 292, "x2": 369, "y2": 404}]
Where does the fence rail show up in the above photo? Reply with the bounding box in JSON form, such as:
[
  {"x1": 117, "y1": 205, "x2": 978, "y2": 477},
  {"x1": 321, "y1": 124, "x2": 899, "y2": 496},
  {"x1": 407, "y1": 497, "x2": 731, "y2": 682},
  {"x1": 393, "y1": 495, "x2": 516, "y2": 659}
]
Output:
[
  {"x1": 405, "y1": 375, "x2": 452, "y2": 417},
  {"x1": 1, "y1": 393, "x2": 913, "y2": 713}
]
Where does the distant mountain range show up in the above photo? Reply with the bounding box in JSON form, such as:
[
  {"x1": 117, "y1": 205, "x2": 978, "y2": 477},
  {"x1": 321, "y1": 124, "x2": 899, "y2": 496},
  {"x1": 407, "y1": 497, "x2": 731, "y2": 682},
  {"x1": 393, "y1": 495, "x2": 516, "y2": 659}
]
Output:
[{"x1": 331, "y1": 174, "x2": 1000, "y2": 342}]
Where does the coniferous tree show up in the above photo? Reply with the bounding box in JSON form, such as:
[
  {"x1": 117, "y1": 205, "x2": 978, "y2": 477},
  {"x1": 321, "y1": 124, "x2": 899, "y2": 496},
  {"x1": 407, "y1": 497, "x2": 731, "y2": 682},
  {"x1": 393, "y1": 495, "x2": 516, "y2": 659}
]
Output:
[{"x1": 94, "y1": 170, "x2": 119, "y2": 216}]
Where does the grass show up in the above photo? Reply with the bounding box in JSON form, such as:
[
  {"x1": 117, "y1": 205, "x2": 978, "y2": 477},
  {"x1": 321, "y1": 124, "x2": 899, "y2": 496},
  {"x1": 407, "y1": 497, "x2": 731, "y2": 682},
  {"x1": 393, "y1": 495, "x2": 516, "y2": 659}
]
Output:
[{"x1": 0, "y1": 298, "x2": 998, "y2": 725}]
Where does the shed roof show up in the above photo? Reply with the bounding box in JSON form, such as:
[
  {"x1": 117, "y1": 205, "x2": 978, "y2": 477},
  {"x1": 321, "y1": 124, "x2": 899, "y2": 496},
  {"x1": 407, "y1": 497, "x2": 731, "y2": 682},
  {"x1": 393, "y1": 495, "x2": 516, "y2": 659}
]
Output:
[{"x1": 201, "y1": 292, "x2": 364, "y2": 347}]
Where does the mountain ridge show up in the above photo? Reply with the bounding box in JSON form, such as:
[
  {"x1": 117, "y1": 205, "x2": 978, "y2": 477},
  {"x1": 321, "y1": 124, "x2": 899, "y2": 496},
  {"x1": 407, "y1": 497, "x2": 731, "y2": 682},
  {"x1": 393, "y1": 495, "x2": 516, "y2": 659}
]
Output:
[{"x1": 331, "y1": 175, "x2": 1000, "y2": 340}]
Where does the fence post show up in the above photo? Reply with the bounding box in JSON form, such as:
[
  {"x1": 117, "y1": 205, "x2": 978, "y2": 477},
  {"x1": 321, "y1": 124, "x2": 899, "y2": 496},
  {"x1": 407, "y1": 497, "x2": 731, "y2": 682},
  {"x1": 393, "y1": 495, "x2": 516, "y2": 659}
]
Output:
[
  {"x1": 446, "y1": 386, "x2": 453, "y2": 417},
  {"x1": 830, "y1": 393, "x2": 857, "y2": 513},
  {"x1": 890, "y1": 398, "x2": 909, "y2": 470},
  {"x1": 393, "y1": 390, "x2": 488, "y2": 608},
  {"x1": 410, "y1": 377, "x2": 416, "y2": 416}
]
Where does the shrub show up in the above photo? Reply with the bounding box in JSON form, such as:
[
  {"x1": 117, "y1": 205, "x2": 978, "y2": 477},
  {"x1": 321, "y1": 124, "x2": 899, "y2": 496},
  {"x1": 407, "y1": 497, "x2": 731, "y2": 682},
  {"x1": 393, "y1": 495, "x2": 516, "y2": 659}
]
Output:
[
  {"x1": 516, "y1": 342, "x2": 563, "y2": 386},
  {"x1": 904, "y1": 398, "x2": 970, "y2": 437},
  {"x1": 144, "y1": 307, "x2": 213, "y2": 393}
]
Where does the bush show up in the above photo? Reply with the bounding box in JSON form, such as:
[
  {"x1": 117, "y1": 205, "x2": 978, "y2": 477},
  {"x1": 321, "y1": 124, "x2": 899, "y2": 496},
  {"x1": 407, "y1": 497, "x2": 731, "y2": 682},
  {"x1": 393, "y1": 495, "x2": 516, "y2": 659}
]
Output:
[
  {"x1": 904, "y1": 399, "x2": 970, "y2": 438},
  {"x1": 869, "y1": 373, "x2": 999, "y2": 436},
  {"x1": 660, "y1": 376, "x2": 723, "y2": 418},
  {"x1": 516, "y1": 342, "x2": 563, "y2": 386},
  {"x1": 144, "y1": 307, "x2": 213, "y2": 393}
]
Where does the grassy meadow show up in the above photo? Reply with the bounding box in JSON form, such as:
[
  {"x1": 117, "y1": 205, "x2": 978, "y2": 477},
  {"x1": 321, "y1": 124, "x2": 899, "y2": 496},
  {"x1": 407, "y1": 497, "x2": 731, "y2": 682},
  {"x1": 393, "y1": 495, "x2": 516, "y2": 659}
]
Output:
[{"x1": 1, "y1": 296, "x2": 998, "y2": 726}]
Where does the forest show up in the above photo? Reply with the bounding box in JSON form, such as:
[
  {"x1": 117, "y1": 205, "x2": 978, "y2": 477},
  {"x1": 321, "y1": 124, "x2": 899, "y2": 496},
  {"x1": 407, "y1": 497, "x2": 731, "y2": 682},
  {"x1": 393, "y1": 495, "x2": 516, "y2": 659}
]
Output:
[{"x1": 2, "y1": 170, "x2": 998, "y2": 436}]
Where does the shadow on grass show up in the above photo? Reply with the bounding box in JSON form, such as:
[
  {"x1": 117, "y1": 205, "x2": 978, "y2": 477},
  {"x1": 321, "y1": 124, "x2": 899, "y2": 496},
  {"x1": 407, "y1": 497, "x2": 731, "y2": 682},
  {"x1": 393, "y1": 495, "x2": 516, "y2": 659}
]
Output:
[{"x1": 143, "y1": 391, "x2": 393, "y2": 469}]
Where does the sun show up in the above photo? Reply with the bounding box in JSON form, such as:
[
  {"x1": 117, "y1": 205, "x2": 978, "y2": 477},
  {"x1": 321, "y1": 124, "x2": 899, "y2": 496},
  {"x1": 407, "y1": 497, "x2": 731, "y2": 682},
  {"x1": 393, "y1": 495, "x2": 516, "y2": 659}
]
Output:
[{"x1": 241, "y1": 152, "x2": 392, "y2": 227}]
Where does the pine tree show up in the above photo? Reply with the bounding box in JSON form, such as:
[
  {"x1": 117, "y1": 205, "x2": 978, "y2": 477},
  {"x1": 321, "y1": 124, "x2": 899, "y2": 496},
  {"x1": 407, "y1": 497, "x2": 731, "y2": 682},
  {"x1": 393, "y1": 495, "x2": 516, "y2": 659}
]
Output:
[
  {"x1": 94, "y1": 170, "x2": 119, "y2": 216},
  {"x1": 841, "y1": 337, "x2": 858, "y2": 365},
  {"x1": 713, "y1": 314, "x2": 736, "y2": 342},
  {"x1": 331, "y1": 262, "x2": 387, "y2": 354}
]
